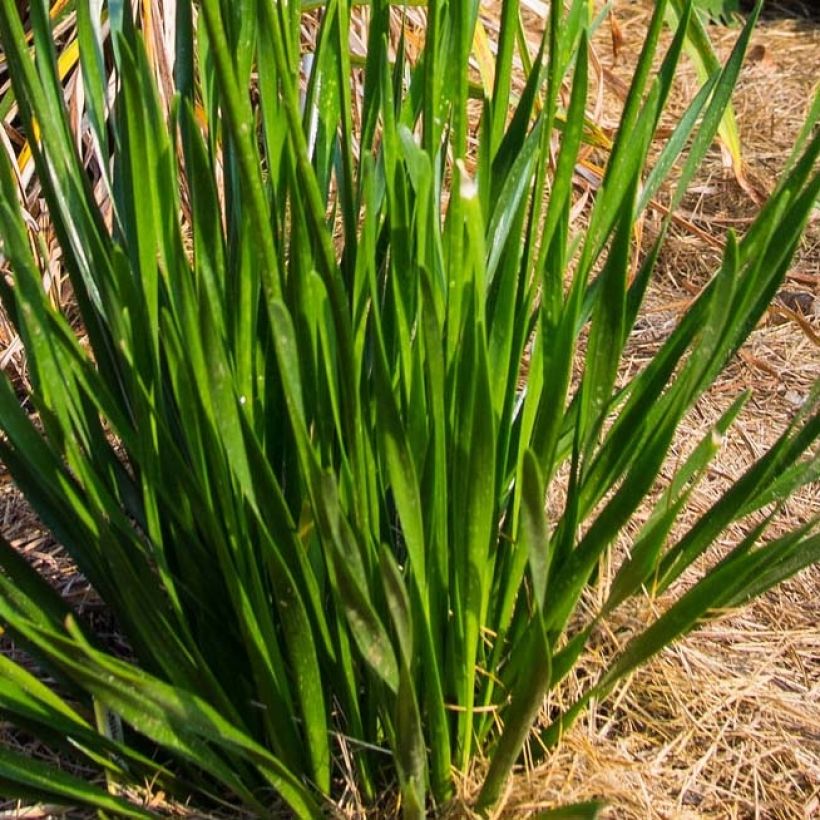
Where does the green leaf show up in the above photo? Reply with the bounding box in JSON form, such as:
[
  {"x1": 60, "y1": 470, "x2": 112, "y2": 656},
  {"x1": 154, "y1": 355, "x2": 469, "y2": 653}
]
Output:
[
  {"x1": 536, "y1": 801, "x2": 606, "y2": 819},
  {"x1": 477, "y1": 616, "x2": 551, "y2": 810},
  {"x1": 0, "y1": 746, "x2": 153, "y2": 819}
]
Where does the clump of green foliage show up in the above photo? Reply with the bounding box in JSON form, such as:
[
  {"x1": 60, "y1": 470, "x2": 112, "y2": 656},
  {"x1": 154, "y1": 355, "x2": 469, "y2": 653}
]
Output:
[{"x1": 0, "y1": 0, "x2": 817, "y2": 816}]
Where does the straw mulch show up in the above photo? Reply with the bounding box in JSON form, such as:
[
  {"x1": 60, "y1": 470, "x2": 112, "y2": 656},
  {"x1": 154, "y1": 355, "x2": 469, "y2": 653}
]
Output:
[{"x1": 1, "y1": 1, "x2": 818, "y2": 818}]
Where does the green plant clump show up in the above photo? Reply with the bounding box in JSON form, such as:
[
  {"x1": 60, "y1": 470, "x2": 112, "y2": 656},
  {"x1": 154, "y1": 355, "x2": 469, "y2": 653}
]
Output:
[{"x1": 0, "y1": 0, "x2": 817, "y2": 816}]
